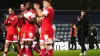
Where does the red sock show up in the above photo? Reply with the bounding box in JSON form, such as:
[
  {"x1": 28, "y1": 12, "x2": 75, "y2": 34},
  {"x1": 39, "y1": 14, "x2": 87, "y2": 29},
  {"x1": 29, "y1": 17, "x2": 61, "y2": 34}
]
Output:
[
  {"x1": 48, "y1": 49, "x2": 53, "y2": 56},
  {"x1": 25, "y1": 46, "x2": 30, "y2": 56},
  {"x1": 25, "y1": 45, "x2": 33, "y2": 56},
  {"x1": 17, "y1": 52, "x2": 19, "y2": 56},
  {"x1": 30, "y1": 46, "x2": 33, "y2": 56},
  {"x1": 23, "y1": 50, "x2": 26, "y2": 56},
  {"x1": 3, "y1": 51, "x2": 8, "y2": 56},
  {"x1": 41, "y1": 48, "x2": 46, "y2": 56},
  {"x1": 19, "y1": 45, "x2": 24, "y2": 56},
  {"x1": 33, "y1": 46, "x2": 40, "y2": 54},
  {"x1": 45, "y1": 51, "x2": 48, "y2": 56}
]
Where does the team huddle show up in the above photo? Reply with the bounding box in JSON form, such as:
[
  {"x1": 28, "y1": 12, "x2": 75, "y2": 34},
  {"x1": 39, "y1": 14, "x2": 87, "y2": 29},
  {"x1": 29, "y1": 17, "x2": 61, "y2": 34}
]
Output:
[{"x1": 3, "y1": 0, "x2": 54, "y2": 56}]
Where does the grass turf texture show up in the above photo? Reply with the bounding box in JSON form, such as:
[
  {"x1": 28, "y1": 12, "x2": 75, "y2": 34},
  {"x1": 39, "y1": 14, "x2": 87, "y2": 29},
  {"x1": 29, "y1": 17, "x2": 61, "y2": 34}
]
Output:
[{"x1": 0, "y1": 50, "x2": 100, "y2": 56}]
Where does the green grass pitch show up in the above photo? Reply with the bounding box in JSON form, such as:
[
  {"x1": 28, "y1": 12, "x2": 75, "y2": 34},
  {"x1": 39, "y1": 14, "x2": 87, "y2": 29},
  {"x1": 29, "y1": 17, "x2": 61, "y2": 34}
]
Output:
[{"x1": 0, "y1": 50, "x2": 100, "y2": 56}]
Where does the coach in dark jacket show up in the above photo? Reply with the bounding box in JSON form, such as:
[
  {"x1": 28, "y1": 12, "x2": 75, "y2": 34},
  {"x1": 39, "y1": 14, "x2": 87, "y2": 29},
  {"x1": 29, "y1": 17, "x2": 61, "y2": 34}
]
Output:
[{"x1": 76, "y1": 11, "x2": 89, "y2": 56}]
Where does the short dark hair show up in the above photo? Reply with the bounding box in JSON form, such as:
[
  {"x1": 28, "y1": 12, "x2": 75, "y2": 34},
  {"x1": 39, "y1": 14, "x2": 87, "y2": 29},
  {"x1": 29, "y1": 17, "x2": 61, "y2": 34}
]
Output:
[
  {"x1": 81, "y1": 10, "x2": 85, "y2": 13},
  {"x1": 34, "y1": 1, "x2": 40, "y2": 5},
  {"x1": 26, "y1": 1, "x2": 33, "y2": 8},
  {"x1": 9, "y1": 7, "x2": 15, "y2": 11},
  {"x1": 26, "y1": 1, "x2": 32, "y2": 5},
  {"x1": 43, "y1": 0, "x2": 51, "y2": 3},
  {"x1": 21, "y1": 3, "x2": 26, "y2": 6}
]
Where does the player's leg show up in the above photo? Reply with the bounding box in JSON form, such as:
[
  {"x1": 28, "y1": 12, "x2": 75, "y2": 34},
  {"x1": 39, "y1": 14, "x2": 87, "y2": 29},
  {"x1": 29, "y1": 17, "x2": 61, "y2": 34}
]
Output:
[
  {"x1": 19, "y1": 33, "x2": 26, "y2": 56},
  {"x1": 32, "y1": 42, "x2": 40, "y2": 55},
  {"x1": 45, "y1": 44, "x2": 53, "y2": 56},
  {"x1": 19, "y1": 41, "x2": 25, "y2": 56},
  {"x1": 44, "y1": 31, "x2": 54, "y2": 56},
  {"x1": 40, "y1": 34, "x2": 46, "y2": 56},
  {"x1": 25, "y1": 31, "x2": 35, "y2": 56},
  {"x1": 28, "y1": 26, "x2": 37, "y2": 56},
  {"x1": 24, "y1": 40, "x2": 33, "y2": 56},
  {"x1": 3, "y1": 36, "x2": 11, "y2": 56},
  {"x1": 13, "y1": 42, "x2": 20, "y2": 55},
  {"x1": 33, "y1": 31, "x2": 41, "y2": 54},
  {"x1": 3, "y1": 40, "x2": 11, "y2": 56},
  {"x1": 13, "y1": 35, "x2": 20, "y2": 56},
  {"x1": 28, "y1": 41, "x2": 34, "y2": 56},
  {"x1": 45, "y1": 38, "x2": 53, "y2": 56}
]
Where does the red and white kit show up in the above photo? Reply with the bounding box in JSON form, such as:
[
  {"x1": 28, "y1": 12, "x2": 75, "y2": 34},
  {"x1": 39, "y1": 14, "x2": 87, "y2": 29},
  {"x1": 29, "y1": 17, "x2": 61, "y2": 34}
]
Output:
[
  {"x1": 40, "y1": 7, "x2": 54, "y2": 44},
  {"x1": 19, "y1": 10, "x2": 27, "y2": 43},
  {"x1": 4, "y1": 14, "x2": 18, "y2": 42},
  {"x1": 22, "y1": 9, "x2": 36, "y2": 41}
]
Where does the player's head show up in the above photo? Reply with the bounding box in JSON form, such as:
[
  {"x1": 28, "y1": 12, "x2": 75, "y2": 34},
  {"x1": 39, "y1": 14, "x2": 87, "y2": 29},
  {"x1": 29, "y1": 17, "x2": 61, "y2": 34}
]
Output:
[
  {"x1": 33, "y1": 2, "x2": 40, "y2": 9},
  {"x1": 81, "y1": 11, "x2": 86, "y2": 16},
  {"x1": 20, "y1": 3, "x2": 26, "y2": 11},
  {"x1": 8, "y1": 7, "x2": 15, "y2": 15},
  {"x1": 26, "y1": 2, "x2": 30, "y2": 8},
  {"x1": 26, "y1": 1, "x2": 32, "y2": 10},
  {"x1": 43, "y1": 0, "x2": 51, "y2": 8}
]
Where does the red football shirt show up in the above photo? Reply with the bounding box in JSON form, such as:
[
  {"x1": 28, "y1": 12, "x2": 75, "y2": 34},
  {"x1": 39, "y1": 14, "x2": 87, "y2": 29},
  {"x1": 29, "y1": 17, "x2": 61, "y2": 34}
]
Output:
[
  {"x1": 24, "y1": 9, "x2": 36, "y2": 27},
  {"x1": 4, "y1": 14, "x2": 18, "y2": 36},
  {"x1": 41, "y1": 7, "x2": 54, "y2": 32},
  {"x1": 18, "y1": 10, "x2": 27, "y2": 27}
]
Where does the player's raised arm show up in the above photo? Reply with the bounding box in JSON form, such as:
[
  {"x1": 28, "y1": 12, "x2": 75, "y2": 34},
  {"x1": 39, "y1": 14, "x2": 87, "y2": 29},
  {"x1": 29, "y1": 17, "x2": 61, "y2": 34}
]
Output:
[
  {"x1": 33, "y1": 2, "x2": 43, "y2": 24},
  {"x1": 34, "y1": 2, "x2": 49, "y2": 17},
  {"x1": 35, "y1": 8, "x2": 44, "y2": 17},
  {"x1": 4, "y1": 15, "x2": 10, "y2": 26},
  {"x1": 12, "y1": 16, "x2": 18, "y2": 27}
]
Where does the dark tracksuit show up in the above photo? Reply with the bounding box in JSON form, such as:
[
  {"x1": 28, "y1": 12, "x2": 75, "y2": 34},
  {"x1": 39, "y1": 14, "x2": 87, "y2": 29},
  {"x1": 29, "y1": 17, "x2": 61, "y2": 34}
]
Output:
[{"x1": 76, "y1": 15, "x2": 89, "y2": 53}]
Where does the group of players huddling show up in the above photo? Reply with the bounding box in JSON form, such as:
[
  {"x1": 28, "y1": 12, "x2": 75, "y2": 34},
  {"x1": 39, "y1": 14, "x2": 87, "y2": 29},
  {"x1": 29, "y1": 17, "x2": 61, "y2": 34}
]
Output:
[{"x1": 3, "y1": 0, "x2": 54, "y2": 56}]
